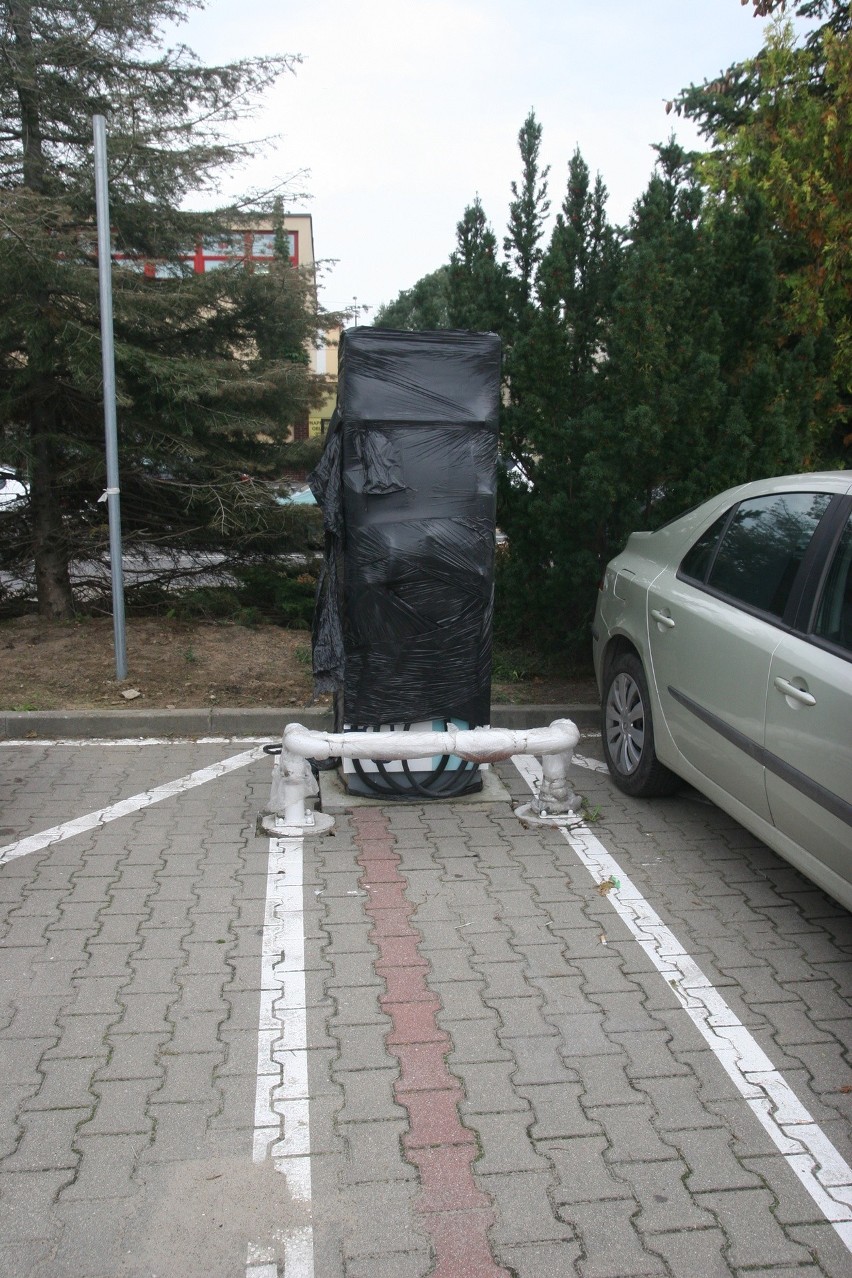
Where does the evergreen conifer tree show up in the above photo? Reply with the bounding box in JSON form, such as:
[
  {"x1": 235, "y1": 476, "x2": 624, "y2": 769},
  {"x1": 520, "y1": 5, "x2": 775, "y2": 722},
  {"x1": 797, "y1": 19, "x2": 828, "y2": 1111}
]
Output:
[
  {"x1": 498, "y1": 146, "x2": 619, "y2": 652},
  {"x1": 583, "y1": 141, "x2": 817, "y2": 566},
  {"x1": 671, "y1": 0, "x2": 850, "y2": 461},
  {"x1": 500, "y1": 111, "x2": 550, "y2": 474},
  {"x1": 0, "y1": 0, "x2": 322, "y2": 617},
  {"x1": 503, "y1": 111, "x2": 550, "y2": 320},
  {"x1": 373, "y1": 267, "x2": 451, "y2": 330},
  {"x1": 446, "y1": 197, "x2": 508, "y2": 333}
]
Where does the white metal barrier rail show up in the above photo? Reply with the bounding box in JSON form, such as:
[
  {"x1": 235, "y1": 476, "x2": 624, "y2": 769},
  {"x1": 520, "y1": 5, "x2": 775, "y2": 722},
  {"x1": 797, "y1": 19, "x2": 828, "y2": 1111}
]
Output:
[{"x1": 260, "y1": 719, "x2": 581, "y2": 835}]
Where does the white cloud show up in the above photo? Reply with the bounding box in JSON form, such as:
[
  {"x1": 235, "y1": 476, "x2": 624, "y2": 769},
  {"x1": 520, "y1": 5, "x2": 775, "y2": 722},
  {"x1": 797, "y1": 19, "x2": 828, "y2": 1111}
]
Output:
[{"x1": 167, "y1": 0, "x2": 810, "y2": 314}]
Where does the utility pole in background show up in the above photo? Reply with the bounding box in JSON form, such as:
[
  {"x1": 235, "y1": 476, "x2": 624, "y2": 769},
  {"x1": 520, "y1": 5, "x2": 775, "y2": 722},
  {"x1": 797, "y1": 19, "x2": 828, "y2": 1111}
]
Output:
[{"x1": 92, "y1": 113, "x2": 127, "y2": 681}]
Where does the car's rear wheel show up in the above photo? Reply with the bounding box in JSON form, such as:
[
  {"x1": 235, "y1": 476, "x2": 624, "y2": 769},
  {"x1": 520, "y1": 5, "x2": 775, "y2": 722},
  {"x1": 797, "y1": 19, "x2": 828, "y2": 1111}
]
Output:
[{"x1": 601, "y1": 652, "x2": 680, "y2": 797}]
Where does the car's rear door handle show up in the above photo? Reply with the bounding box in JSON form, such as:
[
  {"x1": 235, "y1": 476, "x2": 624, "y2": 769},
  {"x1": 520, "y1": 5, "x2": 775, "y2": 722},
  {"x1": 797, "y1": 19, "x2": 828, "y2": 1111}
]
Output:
[
  {"x1": 650, "y1": 609, "x2": 675, "y2": 629},
  {"x1": 774, "y1": 676, "x2": 816, "y2": 707}
]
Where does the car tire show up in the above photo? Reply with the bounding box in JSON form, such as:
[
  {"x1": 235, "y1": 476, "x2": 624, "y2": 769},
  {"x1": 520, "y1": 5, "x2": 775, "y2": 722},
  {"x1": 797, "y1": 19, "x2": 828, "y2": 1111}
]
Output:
[{"x1": 601, "y1": 652, "x2": 680, "y2": 798}]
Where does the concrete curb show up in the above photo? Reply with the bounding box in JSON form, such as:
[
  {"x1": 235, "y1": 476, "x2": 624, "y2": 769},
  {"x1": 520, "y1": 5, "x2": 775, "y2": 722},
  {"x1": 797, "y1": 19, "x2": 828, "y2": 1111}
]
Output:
[{"x1": 0, "y1": 703, "x2": 600, "y2": 740}]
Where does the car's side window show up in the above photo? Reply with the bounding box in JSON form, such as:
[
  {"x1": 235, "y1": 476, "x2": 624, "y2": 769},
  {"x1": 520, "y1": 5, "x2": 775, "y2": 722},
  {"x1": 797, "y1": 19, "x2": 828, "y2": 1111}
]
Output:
[
  {"x1": 680, "y1": 491, "x2": 832, "y2": 618},
  {"x1": 812, "y1": 513, "x2": 852, "y2": 654}
]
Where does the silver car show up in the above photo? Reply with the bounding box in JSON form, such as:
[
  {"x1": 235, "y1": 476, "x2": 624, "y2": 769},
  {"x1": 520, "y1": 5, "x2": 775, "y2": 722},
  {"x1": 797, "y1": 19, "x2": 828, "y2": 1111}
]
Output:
[{"x1": 592, "y1": 471, "x2": 852, "y2": 910}]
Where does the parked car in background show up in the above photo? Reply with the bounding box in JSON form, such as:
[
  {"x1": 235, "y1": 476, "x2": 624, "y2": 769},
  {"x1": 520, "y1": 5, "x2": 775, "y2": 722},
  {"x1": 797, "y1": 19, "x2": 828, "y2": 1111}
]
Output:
[
  {"x1": 275, "y1": 483, "x2": 317, "y2": 507},
  {"x1": 593, "y1": 471, "x2": 852, "y2": 910},
  {"x1": 0, "y1": 466, "x2": 27, "y2": 508}
]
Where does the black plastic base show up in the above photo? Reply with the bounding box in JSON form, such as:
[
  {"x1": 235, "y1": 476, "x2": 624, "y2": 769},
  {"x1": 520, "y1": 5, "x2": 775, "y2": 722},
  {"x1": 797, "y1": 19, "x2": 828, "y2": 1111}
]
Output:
[{"x1": 343, "y1": 764, "x2": 483, "y2": 800}]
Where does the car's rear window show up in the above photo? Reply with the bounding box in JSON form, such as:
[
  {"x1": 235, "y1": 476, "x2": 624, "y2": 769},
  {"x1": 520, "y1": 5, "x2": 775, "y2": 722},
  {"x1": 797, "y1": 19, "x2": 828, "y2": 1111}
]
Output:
[
  {"x1": 680, "y1": 514, "x2": 727, "y2": 583},
  {"x1": 813, "y1": 512, "x2": 852, "y2": 653},
  {"x1": 680, "y1": 491, "x2": 832, "y2": 617}
]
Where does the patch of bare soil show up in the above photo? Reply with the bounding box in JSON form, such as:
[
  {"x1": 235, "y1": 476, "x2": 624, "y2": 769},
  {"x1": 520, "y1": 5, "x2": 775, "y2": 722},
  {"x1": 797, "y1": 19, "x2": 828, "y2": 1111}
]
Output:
[{"x1": 0, "y1": 615, "x2": 599, "y2": 712}]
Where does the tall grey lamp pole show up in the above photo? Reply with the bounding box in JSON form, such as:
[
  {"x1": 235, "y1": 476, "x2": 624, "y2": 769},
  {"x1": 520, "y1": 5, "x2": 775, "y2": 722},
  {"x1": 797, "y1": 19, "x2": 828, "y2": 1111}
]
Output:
[{"x1": 93, "y1": 113, "x2": 127, "y2": 680}]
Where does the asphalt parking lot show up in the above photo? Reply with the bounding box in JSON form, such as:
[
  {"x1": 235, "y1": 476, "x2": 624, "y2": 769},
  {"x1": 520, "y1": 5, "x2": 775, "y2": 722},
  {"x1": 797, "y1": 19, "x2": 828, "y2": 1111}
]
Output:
[{"x1": 1, "y1": 720, "x2": 850, "y2": 1278}]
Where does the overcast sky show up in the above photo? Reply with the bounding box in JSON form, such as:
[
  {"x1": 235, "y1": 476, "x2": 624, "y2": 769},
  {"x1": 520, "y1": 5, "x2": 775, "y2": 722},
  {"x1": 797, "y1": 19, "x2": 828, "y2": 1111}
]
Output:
[{"x1": 169, "y1": 0, "x2": 803, "y2": 318}]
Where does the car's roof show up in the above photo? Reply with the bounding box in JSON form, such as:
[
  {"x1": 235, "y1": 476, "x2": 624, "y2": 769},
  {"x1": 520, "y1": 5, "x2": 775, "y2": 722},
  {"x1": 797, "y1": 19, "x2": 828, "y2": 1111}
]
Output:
[
  {"x1": 672, "y1": 470, "x2": 852, "y2": 529},
  {"x1": 718, "y1": 471, "x2": 852, "y2": 502},
  {"x1": 621, "y1": 470, "x2": 852, "y2": 557}
]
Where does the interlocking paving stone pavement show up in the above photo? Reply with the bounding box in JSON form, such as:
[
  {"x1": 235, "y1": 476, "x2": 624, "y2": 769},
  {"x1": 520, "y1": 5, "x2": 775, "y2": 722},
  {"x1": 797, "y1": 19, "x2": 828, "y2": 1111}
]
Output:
[{"x1": 0, "y1": 730, "x2": 850, "y2": 1276}]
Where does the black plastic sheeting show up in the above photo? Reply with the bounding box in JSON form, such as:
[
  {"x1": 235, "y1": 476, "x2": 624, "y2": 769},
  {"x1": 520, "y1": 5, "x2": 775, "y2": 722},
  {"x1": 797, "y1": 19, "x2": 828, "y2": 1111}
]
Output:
[{"x1": 310, "y1": 328, "x2": 501, "y2": 728}]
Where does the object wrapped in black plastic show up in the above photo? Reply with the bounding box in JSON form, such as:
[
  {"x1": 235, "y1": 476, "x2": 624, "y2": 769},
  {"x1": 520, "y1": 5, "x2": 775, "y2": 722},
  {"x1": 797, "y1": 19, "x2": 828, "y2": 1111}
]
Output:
[{"x1": 310, "y1": 327, "x2": 501, "y2": 730}]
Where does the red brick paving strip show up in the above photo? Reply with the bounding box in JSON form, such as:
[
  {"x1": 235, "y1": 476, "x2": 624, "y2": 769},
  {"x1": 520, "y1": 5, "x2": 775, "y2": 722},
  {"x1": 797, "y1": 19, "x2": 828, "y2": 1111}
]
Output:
[{"x1": 351, "y1": 809, "x2": 510, "y2": 1278}]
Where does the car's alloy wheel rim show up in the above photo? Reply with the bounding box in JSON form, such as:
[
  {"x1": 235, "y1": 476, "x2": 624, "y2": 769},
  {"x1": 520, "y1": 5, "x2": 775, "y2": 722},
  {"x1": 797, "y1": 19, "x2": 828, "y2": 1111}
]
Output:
[{"x1": 605, "y1": 672, "x2": 645, "y2": 774}]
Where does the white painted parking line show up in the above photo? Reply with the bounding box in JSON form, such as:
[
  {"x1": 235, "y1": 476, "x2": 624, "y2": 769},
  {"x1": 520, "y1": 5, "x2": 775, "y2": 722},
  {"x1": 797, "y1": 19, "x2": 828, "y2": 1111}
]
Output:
[
  {"x1": 513, "y1": 753, "x2": 852, "y2": 1254},
  {"x1": 245, "y1": 1251, "x2": 278, "y2": 1278},
  {"x1": 0, "y1": 745, "x2": 267, "y2": 865},
  {"x1": 250, "y1": 834, "x2": 314, "y2": 1278},
  {"x1": 572, "y1": 752, "x2": 609, "y2": 774}
]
